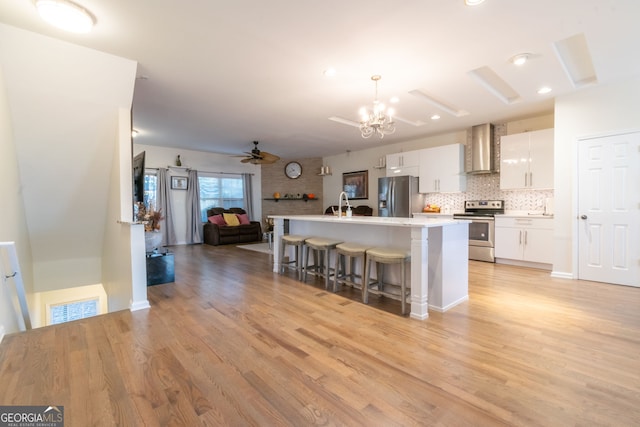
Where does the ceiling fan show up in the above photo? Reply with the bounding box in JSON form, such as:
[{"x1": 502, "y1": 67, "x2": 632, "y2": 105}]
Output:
[{"x1": 237, "y1": 141, "x2": 280, "y2": 164}]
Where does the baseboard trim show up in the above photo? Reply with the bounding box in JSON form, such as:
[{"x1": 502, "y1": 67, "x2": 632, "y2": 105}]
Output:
[
  {"x1": 130, "y1": 300, "x2": 151, "y2": 311},
  {"x1": 429, "y1": 295, "x2": 469, "y2": 313},
  {"x1": 551, "y1": 271, "x2": 575, "y2": 280},
  {"x1": 495, "y1": 258, "x2": 552, "y2": 271}
]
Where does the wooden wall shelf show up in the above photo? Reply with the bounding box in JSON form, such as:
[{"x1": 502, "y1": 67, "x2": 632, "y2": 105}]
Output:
[{"x1": 264, "y1": 198, "x2": 318, "y2": 203}]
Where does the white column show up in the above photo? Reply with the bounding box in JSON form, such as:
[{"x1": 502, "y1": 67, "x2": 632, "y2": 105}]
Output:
[
  {"x1": 272, "y1": 218, "x2": 285, "y2": 273},
  {"x1": 410, "y1": 227, "x2": 429, "y2": 320}
]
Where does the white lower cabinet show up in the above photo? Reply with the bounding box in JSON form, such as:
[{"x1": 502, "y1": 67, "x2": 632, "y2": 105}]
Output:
[{"x1": 495, "y1": 217, "x2": 553, "y2": 265}]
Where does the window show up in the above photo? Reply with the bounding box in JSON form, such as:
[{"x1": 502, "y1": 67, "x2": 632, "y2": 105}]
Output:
[
  {"x1": 50, "y1": 298, "x2": 99, "y2": 325},
  {"x1": 141, "y1": 171, "x2": 246, "y2": 221},
  {"x1": 198, "y1": 174, "x2": 245, "y2": 221}
]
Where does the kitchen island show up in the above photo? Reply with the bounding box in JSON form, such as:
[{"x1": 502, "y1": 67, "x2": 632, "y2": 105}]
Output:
[{"x1": 270, "y1": 215, "x2": 470, "y2": 320}]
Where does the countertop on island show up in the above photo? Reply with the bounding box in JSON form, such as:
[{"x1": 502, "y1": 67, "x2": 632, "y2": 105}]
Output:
[{"x1": 268, "y1": 214, "x2": 469, "y2": 228}]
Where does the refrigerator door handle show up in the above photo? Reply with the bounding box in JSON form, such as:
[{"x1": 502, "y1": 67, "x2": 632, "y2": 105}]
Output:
[{"x1": 390, "y1": 180, "x2": 395, "y2": 217}]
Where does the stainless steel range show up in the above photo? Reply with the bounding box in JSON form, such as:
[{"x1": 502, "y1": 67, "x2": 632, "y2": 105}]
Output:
[{"x1": 453, "y1": 200, "x2": 504, "y2": 262}]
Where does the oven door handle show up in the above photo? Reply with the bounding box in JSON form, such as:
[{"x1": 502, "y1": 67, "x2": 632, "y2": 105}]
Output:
[{"x1": 453, "y1": 216, "x2": 495, "y2": 222}]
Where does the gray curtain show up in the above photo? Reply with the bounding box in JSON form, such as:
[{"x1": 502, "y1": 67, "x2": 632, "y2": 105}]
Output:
[
  {"x1": 186, "y1": 169, "x2": 202, "y2": 244},
  {"x1": 157, "y1": 168, "x2": 177, "y2": 246},
  {"x1": 242, "y1": 173, "x2": 254, "y2": 219}
]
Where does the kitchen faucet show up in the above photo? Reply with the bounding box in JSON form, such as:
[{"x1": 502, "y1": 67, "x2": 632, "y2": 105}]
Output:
[{"x1": 338, "y1": 191, "x2": 351, "y2": 217}]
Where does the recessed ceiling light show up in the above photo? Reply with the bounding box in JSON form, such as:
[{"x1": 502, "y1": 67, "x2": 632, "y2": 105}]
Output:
[
  {"x1": 431, "y1": 114, "x2": 441, "y2": 120},
  {"x1": 465, "y1": 0, "x2": 485, "y2": 5},
  {"x1": 36, "y1": 0, "x2": 95, "y2": 33},
  {"x1": 537, "y1": 86, "x2": 552, "y2": 94},
  {"x1": 323, "y1": 67, "x2": 337, "y2": 77},
  {"x1": 389, "y1": 96, "x2": 399, "y2": 104},
  {"x1": 510, "y1": 53, "x2": 531, "y2": 66}
]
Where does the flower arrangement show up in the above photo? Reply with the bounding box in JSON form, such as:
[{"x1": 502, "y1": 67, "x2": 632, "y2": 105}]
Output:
[{"x1": 135, "y1": 202, "x2": 164, "y2": 232}]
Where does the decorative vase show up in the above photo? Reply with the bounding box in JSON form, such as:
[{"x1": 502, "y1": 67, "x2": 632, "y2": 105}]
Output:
[{"x1": 145, "y1": 231, "x2": 163, "y2": 253}]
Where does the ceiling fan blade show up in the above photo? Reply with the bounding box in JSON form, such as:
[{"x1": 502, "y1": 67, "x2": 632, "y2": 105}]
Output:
[
  {"x1": 260, "y1": 151, "x2": 280, "y2": 162},
  {"x1": 242, "y1": 151, "x2": 264, "y2": 158}
]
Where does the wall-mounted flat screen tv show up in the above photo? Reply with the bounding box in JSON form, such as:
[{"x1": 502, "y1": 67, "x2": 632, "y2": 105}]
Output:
[{"x1": 133, "y1": 151, "x2": 145, "y2": 206}]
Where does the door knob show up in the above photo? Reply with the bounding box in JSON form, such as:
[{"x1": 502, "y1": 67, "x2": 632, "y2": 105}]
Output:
[{"x1": 580, "y1": 214, "x2": 588, "y2": 220}]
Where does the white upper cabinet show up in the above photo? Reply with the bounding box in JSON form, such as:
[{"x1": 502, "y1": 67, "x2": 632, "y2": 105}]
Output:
[
  {"x1": 500, "y1": 128, "x2": 554, "y2": 190},
  {"x1": 386, "y1": 150, "x2": 420, "y2": 177},
  {"x1": 419, "y1": 144, "x2": 466, "y2": 193}
]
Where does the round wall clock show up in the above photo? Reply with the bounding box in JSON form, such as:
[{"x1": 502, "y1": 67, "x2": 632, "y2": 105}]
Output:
[{"x1": 285, "y1": 161, "x2": 302, "y2": 179}]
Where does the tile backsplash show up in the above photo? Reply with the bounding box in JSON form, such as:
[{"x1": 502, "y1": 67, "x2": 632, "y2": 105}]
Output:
[{"x1": 424, "y1": 174, "x2": 553, "y2": 213}]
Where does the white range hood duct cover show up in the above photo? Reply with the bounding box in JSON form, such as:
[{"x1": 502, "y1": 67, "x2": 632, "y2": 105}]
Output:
[{"x1": 467, "y1": 123, "x2": 495, "y2": 174}]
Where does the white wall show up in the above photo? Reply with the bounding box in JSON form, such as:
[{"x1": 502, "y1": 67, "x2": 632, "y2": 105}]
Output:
[
  {"x1": 0, "y1": 24, "x2": 137, "y2": 294},
  {"x1": 102, "y1": 109, "x2": 148, "y2": 312},
  {"x1": 0, "y1": 65, "x2": 35, "y2": 337},
  {"x1": 134, "y1": 144, "x2": 263, "y2": 245},
  {"x1": 553, "y1": 75, "x2": 640, "y2": 278}
]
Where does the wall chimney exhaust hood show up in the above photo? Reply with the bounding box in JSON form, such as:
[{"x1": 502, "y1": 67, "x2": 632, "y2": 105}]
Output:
[{"x1": 466, "y1": 123, "x2": 495, "y2": 174}]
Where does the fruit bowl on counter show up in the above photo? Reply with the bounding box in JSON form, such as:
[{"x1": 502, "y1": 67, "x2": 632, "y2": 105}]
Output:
[{"x1": 422, "y1": 204, "x2": 441, "y2": 213}]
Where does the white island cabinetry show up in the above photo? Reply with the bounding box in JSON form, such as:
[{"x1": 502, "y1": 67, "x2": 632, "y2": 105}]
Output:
[
  {"x1": 270, "y1": 215, "x2": 470, "y2": 320},
  {"x1": 495, "y1": 215, "x2": 553, "y2": 269}
]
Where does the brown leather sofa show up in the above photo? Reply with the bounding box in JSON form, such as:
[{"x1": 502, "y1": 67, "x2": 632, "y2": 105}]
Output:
[{"x1": 203, "y1": 207, "x2": 262, "y2": 246}]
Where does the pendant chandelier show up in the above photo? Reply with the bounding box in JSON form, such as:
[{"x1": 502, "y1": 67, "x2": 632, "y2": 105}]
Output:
[{"x1": 359, "y1": 75, "x2": 395, "y2": 139}]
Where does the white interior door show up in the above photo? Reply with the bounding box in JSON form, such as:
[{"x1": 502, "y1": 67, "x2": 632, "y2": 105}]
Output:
[{"x1": 578, "y1": 131, "x2": 640, "y2": 287}]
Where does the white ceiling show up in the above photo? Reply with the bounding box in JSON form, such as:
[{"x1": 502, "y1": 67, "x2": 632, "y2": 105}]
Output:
[{"x1": 2, "y1": 0, "x2": 639, "y2": 159}]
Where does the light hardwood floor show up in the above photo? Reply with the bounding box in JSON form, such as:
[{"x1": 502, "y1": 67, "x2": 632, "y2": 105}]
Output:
[{"x1": 1, "y1": 244, "x2": 638, "y2": 426}]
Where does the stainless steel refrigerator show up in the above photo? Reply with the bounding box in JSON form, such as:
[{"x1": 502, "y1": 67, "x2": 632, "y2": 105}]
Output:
[{"x1": 378, "y1": 175, "x2": 423, "y2": 217}]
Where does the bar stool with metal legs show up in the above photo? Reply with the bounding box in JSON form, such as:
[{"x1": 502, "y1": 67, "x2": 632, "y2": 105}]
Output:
[
  {"x1": 333, "y1": 242, "x2": 372, "y2": 294},
  {"x1": 279, "y1": 234, "x2": 308, "y2": 280},
  {"x1": 363, "y1": 247, "x2": 411, "y2": 315},
  {"x1": 303, "y1": 237, "x2": 344, "y2": 290}
]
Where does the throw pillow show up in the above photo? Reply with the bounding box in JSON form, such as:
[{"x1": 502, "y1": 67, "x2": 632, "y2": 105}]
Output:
[
  {"x1": 236, "y1": 213, "x2": 250, "y2": 225},
  {"x1": 208, "y1": 215, "x2": 226, "y2": 226},
  {"x1": 223, "y1": 212, "x2": 240, "y2": 226}
]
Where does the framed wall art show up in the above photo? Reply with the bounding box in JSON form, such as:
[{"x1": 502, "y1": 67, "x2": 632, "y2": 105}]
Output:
[
  {"x1": 342, "y1": 170, "x2": 368, "y2": 199},
  {"x1": 171, "y1": 176, "x2": 188, "y2": 190}
]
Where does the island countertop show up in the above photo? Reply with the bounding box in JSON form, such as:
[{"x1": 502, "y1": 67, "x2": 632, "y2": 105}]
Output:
[{"x1": 269, "y1": 214, "x2": 469, "y2": 228}]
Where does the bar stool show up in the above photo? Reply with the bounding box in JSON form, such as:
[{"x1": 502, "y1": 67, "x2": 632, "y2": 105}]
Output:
[
  {"x1": 333, "y1": 242, "x2": 372, "y2": 294},
  {"x1": 303, "y1": 237, "x2": 344, "y2": 290},
  {"x1": 279, "y1": 234, "x2": 307, "y2": 280},
  {"x1": 363, "y1": 247, "x2": 411, "y2": 315}
]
